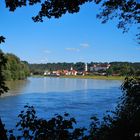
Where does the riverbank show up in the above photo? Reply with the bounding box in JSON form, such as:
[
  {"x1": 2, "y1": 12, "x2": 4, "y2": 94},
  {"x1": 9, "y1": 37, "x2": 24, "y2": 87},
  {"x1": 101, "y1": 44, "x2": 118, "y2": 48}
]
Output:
[
  {"x1": 32, "y1": 75, "x2": 125, "y2": 80},
  {"x1": 60, "y1": 75, "x2": 125, "y2": 80}
]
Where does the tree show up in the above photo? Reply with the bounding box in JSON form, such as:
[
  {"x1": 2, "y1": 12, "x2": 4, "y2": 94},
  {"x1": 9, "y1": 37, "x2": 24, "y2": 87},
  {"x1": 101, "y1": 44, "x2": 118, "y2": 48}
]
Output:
[
  {"x1": 106, "y1": 67, "x2": 113, "y2": 76},
  {"x1": 3, "y1": 53, "x2": 30, "y2": 80},
  {"x1": 0, "y1": 36, "x2": 8, "y2": 140},
  {"x1": 3, "y1": 0, "x2": 140, "y2": 43},
  {"x1": 0, "y1": 37, "x2": 9, "y2": 95},
  {"x1": 96, "y1": 0, "x2": 140, "y2": 44},
  {"x1": 6, "y1": 105, "x2": 87, "y2": 140},
  {"x1": 89, "y1": 77, "x2": 140, "y2": 140}
]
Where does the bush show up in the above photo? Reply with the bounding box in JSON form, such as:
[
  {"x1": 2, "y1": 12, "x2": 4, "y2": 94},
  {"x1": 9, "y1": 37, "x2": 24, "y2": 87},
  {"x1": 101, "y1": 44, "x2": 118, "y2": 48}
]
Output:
[
  {"x1": 88, "y1": 77, "x2": 140, "y2": 140},
  {"x1": 7, "y1": 105, "x2": 87, "y2": 140}
]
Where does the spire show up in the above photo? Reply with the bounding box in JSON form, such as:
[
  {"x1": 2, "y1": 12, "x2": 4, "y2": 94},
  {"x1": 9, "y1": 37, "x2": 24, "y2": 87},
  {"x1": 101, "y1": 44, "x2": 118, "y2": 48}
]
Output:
[{"x1": 85, "y1": 63, "x2": 88, "y2": 72}]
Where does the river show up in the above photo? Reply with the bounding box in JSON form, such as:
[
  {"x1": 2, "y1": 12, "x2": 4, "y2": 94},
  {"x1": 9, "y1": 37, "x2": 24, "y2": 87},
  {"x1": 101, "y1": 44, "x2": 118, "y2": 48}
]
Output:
[{"x1": 0, "y1": 77, "x2": 122, "y2": 130}]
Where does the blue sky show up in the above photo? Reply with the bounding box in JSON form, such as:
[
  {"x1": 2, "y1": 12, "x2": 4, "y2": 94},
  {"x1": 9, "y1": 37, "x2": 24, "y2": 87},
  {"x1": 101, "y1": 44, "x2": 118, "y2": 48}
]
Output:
[{"x1": 0, "y1": 2, "x2": 139, "y2": 63}]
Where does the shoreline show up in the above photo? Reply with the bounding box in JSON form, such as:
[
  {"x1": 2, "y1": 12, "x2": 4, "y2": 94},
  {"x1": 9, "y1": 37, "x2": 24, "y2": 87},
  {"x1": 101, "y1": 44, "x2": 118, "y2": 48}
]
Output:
[
  {"x1": 60, "y1": 75, "x2": 125, "y2": 80},
  {"x1": 31, "y1": 75, "x2": 125, "y2": 80}
]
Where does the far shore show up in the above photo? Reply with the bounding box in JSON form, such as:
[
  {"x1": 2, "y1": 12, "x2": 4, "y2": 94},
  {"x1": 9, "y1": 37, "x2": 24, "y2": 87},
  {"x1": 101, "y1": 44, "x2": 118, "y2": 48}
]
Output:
[
  {"x1": 31, "y1": 75, "x2": 126, "y2": 80},
  {"x1": 60, "y1": 75, "x2": 125, "y2": 80}
]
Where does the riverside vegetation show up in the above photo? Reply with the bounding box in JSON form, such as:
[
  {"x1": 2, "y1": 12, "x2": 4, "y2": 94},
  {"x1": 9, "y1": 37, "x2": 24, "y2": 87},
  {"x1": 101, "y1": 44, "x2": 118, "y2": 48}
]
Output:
[{"x1": 2, "y1": 53, "x2": 30, "y2": 81}]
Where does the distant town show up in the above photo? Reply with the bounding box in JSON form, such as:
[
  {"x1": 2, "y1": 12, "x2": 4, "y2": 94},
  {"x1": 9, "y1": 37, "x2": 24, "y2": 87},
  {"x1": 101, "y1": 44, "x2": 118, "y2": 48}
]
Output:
[
  {"x1": 3, "y1": 53, "x2": 140, "y2": 81},
  {"x1": 29, "y1": 62, "x2": 140, "y2": 77},
  {"x1": 42, "y1": 63, "x2": 110, "y2": 76}
]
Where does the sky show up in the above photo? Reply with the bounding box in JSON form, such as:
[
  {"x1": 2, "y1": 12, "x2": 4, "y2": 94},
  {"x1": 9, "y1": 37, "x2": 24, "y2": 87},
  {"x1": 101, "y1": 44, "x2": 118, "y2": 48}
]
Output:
[{"x1": 0, "y1": 2, "x2": 139, "y2": 63}]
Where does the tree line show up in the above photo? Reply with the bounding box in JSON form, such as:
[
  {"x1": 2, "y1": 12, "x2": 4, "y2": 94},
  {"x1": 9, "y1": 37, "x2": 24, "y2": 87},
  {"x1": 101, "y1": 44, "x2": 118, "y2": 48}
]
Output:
[
  {"x1": 29, "y1": 62, "x2": 85, "y2": 75},
  {"x1": 108, "y1": 62, "x2": 140, "y2": 76},
  {"x1": 2, "y1": 51, "x2": 30, "y2": 81},
  {"x1": 29, "y1": 62, "x2": 140, "y2": 76}
]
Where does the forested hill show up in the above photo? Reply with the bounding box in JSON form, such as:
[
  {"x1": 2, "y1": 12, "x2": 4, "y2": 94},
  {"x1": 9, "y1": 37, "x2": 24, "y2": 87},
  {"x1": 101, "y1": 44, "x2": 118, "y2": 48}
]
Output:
[
  {"x1": 3, "y1": 53, "x2": 30, "y2": 80},
  {"x1": 29, "y1": 62, "x2": 140, "y2": 76}
]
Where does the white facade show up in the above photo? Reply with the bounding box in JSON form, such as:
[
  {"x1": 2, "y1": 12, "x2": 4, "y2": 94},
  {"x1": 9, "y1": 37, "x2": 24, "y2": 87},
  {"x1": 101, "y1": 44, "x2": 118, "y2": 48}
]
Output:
[
  {"x1": 44, "y1": 71, "x2": 50, "y2": 76},
  {"x1": 90, "y1": 64, "x2": 110, "y2": 71},
  {"x1": 85, "y1": 63, "x2": 88, "y2": 72}
]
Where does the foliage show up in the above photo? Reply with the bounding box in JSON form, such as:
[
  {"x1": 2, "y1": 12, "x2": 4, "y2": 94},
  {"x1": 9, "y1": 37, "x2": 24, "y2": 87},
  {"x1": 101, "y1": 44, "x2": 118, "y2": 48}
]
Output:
[
  {"x1": 2, "y1": 53, "x2": 30, "y2": 81},
  {"x1": 0, "y1": 37, "x2": 30, "y2": 140},
  {"x1": 29, "y1": 62, "x2": 85, "y2": 75},
  {"x1": 0, "y1": 119, "x2": 7, "y2": 140},
  {"x1": 0, "y1": 50, "x2": 9, "y2": 95},
  {"x1": 0, "y1": 36, "x2": 8, "y2": 140},
  {"x1": 109, "y1": 62, "x2": 140, "y2": 76},
  {"x1": 74, "y1": 62, "x2": 85, "y2": 71},
  {"x1": 0, "y1": 37, "x2": 9, "y2": 95},
  {"x1": 8, "y1": 105, "x2": 87, "y2": 140},
  {"x1": 88, "y1": 77, "x2": 140, "y2": 140},
  {"x1": 96, "y1": 0, "x2": 140, "y2": 42},
  {"x1": 29, "y1": 62, "x2": 74, "y2": 75}
]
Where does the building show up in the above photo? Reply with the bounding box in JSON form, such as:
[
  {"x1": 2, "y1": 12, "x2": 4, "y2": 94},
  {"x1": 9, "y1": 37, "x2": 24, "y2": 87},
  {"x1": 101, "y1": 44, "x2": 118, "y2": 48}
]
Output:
[
  {"x1": 63, "y1": 69, "x2": 77, "y2": 76},
  {"x1": 63, "y1": 70, "x2": 69, "y2": 75},
  {"x1": 44, "y1": 70, "x2": 51, "y2": 76},
  {"x1": 90, "y1": 64, "x2": 110, "y2": 72},
  {"x1": 70, "y1": 70, "x2": 77, "y2": 75},
  {"x1": 85, "y1": 63, "x2": 88, "y2": 72}
]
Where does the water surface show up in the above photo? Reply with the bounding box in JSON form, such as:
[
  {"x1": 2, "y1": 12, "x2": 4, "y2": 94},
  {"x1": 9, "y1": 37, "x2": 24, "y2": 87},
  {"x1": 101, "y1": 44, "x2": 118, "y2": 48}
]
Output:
[{"x1": 0, "y1": 77, "x2": 122, "y2": 129}]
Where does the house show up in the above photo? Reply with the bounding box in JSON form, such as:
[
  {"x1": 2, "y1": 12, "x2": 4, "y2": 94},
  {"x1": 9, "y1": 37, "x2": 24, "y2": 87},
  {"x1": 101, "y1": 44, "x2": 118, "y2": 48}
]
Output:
[
  {"x1": 70, "y1": 70, "x2": 77, "y2": 75},
  {"x1": 63, "y1": 70, "x2": 69, "y2": 75},
  {"x1": 62, "y1": 67, "x2": 77, "y2": 76},
  {"x1": 44, "y1": 71, "x2": 51, "y2": 76},
  {"x1": 52, "y1": 71, "x2": 60, "y2": 76},
  {"x1": 68, "y1": 67, "x2": 77, "y2": 75},
  {"x1": 90, "y1": 64, "x2": 110, "y2": 72}
]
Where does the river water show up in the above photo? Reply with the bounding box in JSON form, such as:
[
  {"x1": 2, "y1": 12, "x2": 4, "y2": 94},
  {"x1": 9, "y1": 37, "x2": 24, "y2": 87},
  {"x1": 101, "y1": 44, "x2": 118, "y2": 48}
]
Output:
[{"x1": 0, "y1": 77, "x2": 122, "y2": 130}]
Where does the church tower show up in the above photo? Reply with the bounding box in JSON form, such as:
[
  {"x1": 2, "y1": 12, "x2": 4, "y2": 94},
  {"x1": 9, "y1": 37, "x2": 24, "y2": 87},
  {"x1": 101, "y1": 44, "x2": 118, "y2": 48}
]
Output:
[
  {"x1": 85, "y1": 63, "x2": 88, "y2": 72},
  {"x1": 70, "y1": 66, "x2": 73, "y2": 71}
]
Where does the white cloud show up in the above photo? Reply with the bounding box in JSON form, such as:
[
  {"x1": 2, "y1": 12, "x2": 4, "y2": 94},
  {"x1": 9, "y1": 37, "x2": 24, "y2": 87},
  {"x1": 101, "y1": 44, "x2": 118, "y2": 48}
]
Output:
[
  {"x1": 65, "y1": 47, "x2": 80, "y2": 52},
  {"x1": 65, "y1": 43, "x2": 89, "y2": 52},
  {"x1": 80, "y1": 43, "x2": 90, "y2": 48},
  {"x1": 44, "y1": 50, "x2": 51, "y2": 54}
]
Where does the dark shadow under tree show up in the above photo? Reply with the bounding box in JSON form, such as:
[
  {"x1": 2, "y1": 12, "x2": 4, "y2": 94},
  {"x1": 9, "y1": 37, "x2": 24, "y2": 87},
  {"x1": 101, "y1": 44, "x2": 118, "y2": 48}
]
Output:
[
  {"x1": 88, "y1": 77, "x2": 140, "y2": 140},
  {"x1": 0, "y1": 36, "x2": 8, "y2": 140}
]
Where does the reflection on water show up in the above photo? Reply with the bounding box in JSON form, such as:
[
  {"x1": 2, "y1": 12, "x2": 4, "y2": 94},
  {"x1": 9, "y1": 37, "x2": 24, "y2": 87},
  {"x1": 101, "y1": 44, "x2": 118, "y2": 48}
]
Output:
[
  {"x1": 4, "y1": 77, "x2": 122, "y2": 95},
  {"x1": 0, "y1": 77, "x2": 122, "y2": 129},
  {"x1": 4, "y1": 79, "x2": 29, "y2": 96}
]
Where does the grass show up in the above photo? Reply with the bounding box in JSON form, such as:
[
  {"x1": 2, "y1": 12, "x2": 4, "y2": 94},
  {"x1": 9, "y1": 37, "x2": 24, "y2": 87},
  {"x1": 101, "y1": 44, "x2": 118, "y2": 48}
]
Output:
[{"x1": 60, "y1": 75, "x2": 125, "y2": 80}]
